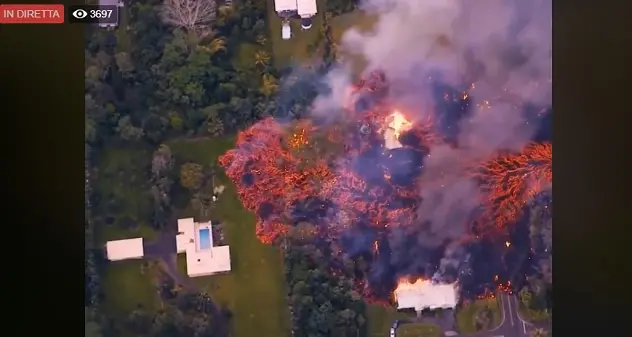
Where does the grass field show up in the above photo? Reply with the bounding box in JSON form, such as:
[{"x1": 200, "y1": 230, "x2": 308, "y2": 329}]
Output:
[
  {"x1": 98, "y1": 139, "x2": 290, "y2": 337},
  {"x1": 329, "y1": 10, "x2": 379, "y2": 75},
  {"x1": 265, "y1": 4, "x2": 380, "y2": 72},
  {"x1": 168, "y1": 138, "x2": 292, "y2": 337},
  {"x1": 397, "y1": 323, "x2": 442, "y2": 337},
  {"x1": 96, "y1": 146, "x2": 155, "y2": 243},
  {"x1": 456, "y1": 298, "x2": 502, "y2": 334},
  {"x1": 366, "y1": 305, "x2": 441, "y2": 337},
  {"x1": 96, "y1": 146, "x2": 160, "y2": 326},
  {"x1": 266, "y1": 0, "x2": 326, "y2": 66}
]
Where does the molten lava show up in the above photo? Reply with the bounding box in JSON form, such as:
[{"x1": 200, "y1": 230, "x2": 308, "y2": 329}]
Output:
[
  {"x1": 472, "y1": 142, "x2": 552, "y2": 232},
  {"x1": 218, "y1": 70, "x2": 552, "y2": 301}
]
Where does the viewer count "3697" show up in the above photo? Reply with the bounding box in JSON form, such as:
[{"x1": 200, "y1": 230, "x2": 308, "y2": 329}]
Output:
[{"x1": 0, "y1": 4, "x2": 118, "y2": 24}]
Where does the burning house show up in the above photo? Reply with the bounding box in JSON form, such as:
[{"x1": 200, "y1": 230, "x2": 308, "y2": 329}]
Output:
[
  {"x1": 218, "y1": 68, "x2": 551, "y2": 302},
  {"x1": 394, "y1": 278, "x2": 459, "y2": 315}
]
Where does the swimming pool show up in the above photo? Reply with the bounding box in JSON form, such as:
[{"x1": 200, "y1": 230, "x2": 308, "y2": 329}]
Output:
[{"x1": 199, "y1": 228, "x2": 211, "y2": 250}]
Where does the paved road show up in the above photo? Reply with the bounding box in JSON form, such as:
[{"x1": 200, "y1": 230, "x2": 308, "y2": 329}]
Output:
[
  {"x1": 478, "y1": 293, "x2": 549, "y2": 337},
  {"x1": 393, "y1": 293, "x2": 551, "y2": 337}
]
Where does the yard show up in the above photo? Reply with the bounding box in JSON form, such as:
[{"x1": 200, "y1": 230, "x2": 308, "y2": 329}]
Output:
[
  {"x1": 96, "y1": 146, "x2": 161, "y2": 327},
  {"x1": 456, "y1": 298, "x2": 502, "y2": 334},
  {"x1": 329, "y1": 10, "x2": 379, "y2": 75},
  {"x1": 397, "y1": 323, "x2": 442, "y2": 337},
  {"x1": 266, "y1": 0, "x2": 326, "y2": 66},
  {"x1": 366, "y1": 305, "x2": 440, "y2": 337},
  {"x1": 97, "y1": 138, "x2": 291, "y2": 337},
  {"x1": 168, "y1": 137, "x2": 291, "y2": 337},
  {"x1": 265, "y1": 1, "x2": 379, "y2": 70}
]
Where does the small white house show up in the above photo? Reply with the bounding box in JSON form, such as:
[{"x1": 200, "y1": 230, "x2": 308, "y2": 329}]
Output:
[
  {"x1": 105, "y1": 238, "x2": 144, "y2": 261},
  {"x1": 282, "y1": 21, "x2": 292, "y2": 40},
  {"x1": 105, "y1": 218, "x2": 231, "y2": 278},
  {"x1": 394, "y1": 278, "x2": 459, "y2": 314},
  {"x1": 273, "y1": 0, "x2": 317, "y2": 38},
  {"x1": 176, "y1": 218, "x2": 232, "y2": 277},
  {"x1": 296, "y1": 0, "x2": 316, "y2": 29}
]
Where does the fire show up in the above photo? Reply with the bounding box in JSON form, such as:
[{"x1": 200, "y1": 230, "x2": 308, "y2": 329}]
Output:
[
  {"x1": 218, "y1": 70, "x2": 552, "y2": 301},
  {"x1": 505, "y1": 241, "x2": 511, "y2": 247},
  {"x1": 388, "y1": 111, "x2": 413, "y2": 138},
  {"x1": 393, "y1": 277, "x2": 432, "y2": 301}
]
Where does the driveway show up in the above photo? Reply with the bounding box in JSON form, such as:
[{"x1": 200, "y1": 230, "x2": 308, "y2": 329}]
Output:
[{"x1": 393, "y1": 293, "x2": 551, "y2": 337}]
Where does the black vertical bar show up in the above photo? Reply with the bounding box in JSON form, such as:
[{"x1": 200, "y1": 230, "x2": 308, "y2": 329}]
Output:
[{"x1": 0, "y1": 0, "x2": 84, "y2": 332}]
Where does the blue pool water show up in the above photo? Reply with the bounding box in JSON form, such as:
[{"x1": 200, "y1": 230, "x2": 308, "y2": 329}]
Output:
[{"x1": 199, "y1": 228, "x2": 211, "y2": 250}]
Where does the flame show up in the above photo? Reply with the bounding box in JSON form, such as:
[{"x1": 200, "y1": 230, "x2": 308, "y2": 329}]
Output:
[
  {"x1": 393, "y1": 277, "x2": 432, "y2": 301},
  {"x1": 505, "y1": 241, "x2": 511, "y2": 247},
  {"x1": 289, "y1": 128, "x2": 309, "y2": 149},
  {"x1": 373, "y1": 240, "x2": 379, "y2": 255},
  {"x1": 218, "y1": 71, "x2": 552, "y2": 301},
  {"x1": 388, "y1": 111, "x2": 413, "y2": 139}
]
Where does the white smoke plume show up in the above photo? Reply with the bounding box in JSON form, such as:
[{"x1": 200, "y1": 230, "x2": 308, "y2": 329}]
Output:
[{"x1": 309, "y1": 0, "x2": 551, "y2": 278}]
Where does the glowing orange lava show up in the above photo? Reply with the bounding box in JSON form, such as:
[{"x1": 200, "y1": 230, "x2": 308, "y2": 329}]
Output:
[
  {"x1": 218, "y1": 71, "x2": 552, "y2": 301},
  {"x1": 471, "y1": 143, "x2": 552, "y2": 232}
]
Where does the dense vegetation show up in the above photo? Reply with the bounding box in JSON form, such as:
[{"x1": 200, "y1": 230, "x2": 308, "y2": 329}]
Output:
[
  {"x1": 284, "y1": 238, "x2": 367, "y2": 337},
  {"x1": 84, "y1": 0, "x2": 551, "y2": 336},
  {"x1": 84, "y1": 0, "x2": 360, "y2": 336}
]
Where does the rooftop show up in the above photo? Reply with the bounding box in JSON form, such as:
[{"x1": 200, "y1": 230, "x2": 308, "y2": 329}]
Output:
[
  {"x1": 394, "y1": 279, "x2": 459, "y2": 311},
  {"x1": 176, "y1": 218, "x2": 232, "y2": 277},
  {"x1": 105, "y1": 218, "x2": 231, "y2": 278},
  {"x1": 105, "y1": 238, "x2": 144, "y2": 261},
  {"x1": 296, "y1": 0, "x2": 317, "y2": 17},
  {"x1": 274, "y1": 0, "x2": 297, "y2": 12}
]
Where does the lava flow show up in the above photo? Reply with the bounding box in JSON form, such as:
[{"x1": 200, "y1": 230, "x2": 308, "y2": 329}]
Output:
[{"x1": 218, "y1": 70, "x2": 552, "y2": 301}]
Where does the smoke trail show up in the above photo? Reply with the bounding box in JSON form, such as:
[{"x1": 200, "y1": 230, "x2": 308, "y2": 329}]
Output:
[{"x1": 310, "y1": 0, "x2": 551, "y2": 280}]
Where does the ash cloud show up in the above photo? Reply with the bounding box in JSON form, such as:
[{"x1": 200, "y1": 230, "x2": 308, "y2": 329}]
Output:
[{"x1": 310, "y1": 0, "x2": 551, "y2": 283}]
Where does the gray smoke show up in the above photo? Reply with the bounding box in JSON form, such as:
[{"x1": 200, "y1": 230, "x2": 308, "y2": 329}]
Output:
[{"x1": 310, "y1": 0, "x2": 551, "y2": 278}]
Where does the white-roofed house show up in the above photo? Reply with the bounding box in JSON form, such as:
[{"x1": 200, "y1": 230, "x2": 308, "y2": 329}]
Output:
[
  {"x1": 176, "y1": 218, "x2": 231, "y2": 277},
  {"x1": 274, "y1": 0, "x2": 298, "y2": 13},
  {"x1": 104, "y1": 217, "x2": 231, "y2": 278},
  {"x1": 296, "y1": 0, "x2": 317, "y2": 30},
  {"x1": 105, "y1": 238, "x2": 144, "y2": 261},
  {"x1": 394, "y1": 278, "x2": 459, "y2": 315}
]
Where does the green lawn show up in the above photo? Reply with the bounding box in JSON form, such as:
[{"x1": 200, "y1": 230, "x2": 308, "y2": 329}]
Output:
[
  {"x1": 168, "y1": 137, "x2": 292, "y2": 337},
  {"x1": 517, "y1": 302, "x2": 551, "y2": 323},
  {"x1": 266, "y1": 0, "x2": 325, "y2": 66},
  {"x1": 98, "y1": 139, "x2": 291, "y2": 337},
  {"x1": 367, "y1": 305, "x2": 441, "y2": 337},
  {"x1": 329, "y1": 10, "x2": 379, "y2": 75},
  {"x1": 102, "y1": 259, "x2": 159, "y2": 316},
  {"x1": 95, "y1": 146, "x2": 155, "y2": 243},
  {"x1": 96, "y1": 146, "x2": 160, "y2": 326},
  {"x1": 397, "y1": 323, "x2": 442, "y2": 337},
  {"x1": 456, "y1": 298, "x2": 502, "y2": 334}
]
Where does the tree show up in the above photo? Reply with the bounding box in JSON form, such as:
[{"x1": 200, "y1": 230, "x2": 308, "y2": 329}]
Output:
[
  {"x1": 261, "y1": 73, "x2": 278, "y2": 97},
  {"x1": 161, "y1": 0, "x2": 217, "y2": 36},
  {"x1": 202, "y1": 37, "x2": 226, "y2": 54},
  {"x1": 115, "y1": 52, "x2": 135, "y2": 80},
  {"x1": 519, "y1": 287, "x2": 533, "y2": 308},
  {"x1": 116, "y1": 116, "x2": 145, "y2": 141},
  {"x1": 152, "y1": 144, "x2": 174, "y2": 177},
  {"x1": 256, "y1": 35, "x2": 267, "y2": 46},
  {"x1": 180, "y1": 162, "x2": 204, "y2": 190},
  {"x1": 254, "y1": 50, "x2": 270, "y2": 68}
]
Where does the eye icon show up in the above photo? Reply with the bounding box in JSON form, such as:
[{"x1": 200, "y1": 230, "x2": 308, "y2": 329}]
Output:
[{"x1": 72, "y1": 9, "x2": 88, "y2": 19}]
